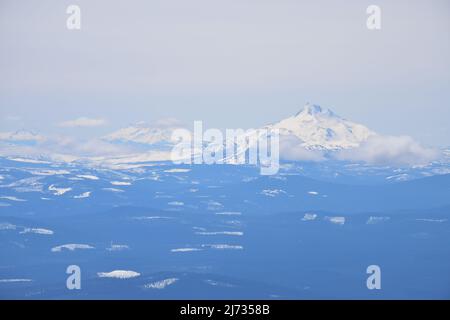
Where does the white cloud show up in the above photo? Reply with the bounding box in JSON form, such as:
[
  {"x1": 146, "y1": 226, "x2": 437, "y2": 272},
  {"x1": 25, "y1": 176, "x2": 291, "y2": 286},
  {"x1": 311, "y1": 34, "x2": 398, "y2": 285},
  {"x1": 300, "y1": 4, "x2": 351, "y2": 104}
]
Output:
[
  {"x1": 335, "y1": 135, "x2": 439, "y2": 166},
  {"x1": 58, "y1": 117, "x2": 107, "y2": 128},
  {"x1": 279, "y1": 135, "x2": 325, "y2": 161}
]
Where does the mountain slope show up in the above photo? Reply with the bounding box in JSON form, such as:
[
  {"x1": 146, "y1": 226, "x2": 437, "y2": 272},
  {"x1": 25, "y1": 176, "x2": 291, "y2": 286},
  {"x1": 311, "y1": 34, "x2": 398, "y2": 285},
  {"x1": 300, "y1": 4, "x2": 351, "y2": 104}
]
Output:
[
  {"x1": 266, "y1": 103, "x2": 375, "y2": 150},
  {"x1": 0, "y1": 104, "x2": 439, "y2": 168},
  {"x1": 101, "y1": 103, "x2": 375, "y2": 154},
  {"x1": 103, "y1": 122, "x2": 175, "y2": 146}
]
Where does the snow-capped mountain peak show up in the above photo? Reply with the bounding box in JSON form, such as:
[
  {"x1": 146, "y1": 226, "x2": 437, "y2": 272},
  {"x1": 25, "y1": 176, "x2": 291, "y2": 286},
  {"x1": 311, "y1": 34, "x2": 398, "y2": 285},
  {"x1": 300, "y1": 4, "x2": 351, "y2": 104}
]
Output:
[
  {"x1": 102, "y1": 120, "x2": 183, "y2": 146},
  {"x1": 294, "y1": 102, "x2": 334, "y2": 117},
  {"x1": 267, "y1": 103, "x2": 375, "y2": 150}
]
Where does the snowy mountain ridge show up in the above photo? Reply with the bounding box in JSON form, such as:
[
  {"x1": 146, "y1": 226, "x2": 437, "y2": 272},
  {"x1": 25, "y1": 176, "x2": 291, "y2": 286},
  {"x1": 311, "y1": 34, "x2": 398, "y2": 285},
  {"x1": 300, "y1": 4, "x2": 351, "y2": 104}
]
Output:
[
  {"x1": 102, "y1": 103, "x2": 376, "y2": 151},
  {"x1": 0, "y1": 103, "x2": 442, "y2": 167}
]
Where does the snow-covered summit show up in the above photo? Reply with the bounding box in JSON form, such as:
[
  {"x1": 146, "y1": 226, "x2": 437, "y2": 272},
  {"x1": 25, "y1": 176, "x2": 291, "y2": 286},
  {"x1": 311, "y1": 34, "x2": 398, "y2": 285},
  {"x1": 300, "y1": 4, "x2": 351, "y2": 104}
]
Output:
[
  {"x1": 267, "y1": 103, "x2": 375, "y2": 150},
  {"x1": 103, "y1": 120, "x2": 181, "y2": 145},
  {"x1": 294, "y1": 103, "x2": 334, "y2": 117}
]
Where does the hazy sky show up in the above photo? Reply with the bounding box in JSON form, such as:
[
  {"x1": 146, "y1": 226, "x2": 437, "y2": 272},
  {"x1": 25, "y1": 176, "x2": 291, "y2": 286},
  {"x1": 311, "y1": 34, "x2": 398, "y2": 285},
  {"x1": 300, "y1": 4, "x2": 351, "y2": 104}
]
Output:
[{"x1": 1, "y1": 0, "x2": 449, "y2": 146}]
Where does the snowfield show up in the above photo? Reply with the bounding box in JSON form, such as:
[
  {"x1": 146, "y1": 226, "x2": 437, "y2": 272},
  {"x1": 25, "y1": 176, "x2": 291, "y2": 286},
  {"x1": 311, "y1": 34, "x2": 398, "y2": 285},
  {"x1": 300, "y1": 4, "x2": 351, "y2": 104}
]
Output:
[
  {"x1": 206, "y1": 200, "x2": 223, "y2": 210},
  {"x1": 171, "y1": 248, "x2": 203, "y2": 252},
  {"x1": 102, "y1": 188, "x2": 124, "y2": 193},
  {"x1": 97, "y1": 270, "x2": 140, "y2": 279},
  {"x1": 261, "y1": 189, "x2": 286, "y2": 197},
  {"x1": 302, "y1": 213, "x2": 318, "y2": 221},
  {"x1": 168, "y1": 201, "x2": 184, "y2": 206},
  {"x1": 205, "y1": 279, "x2": 235, "y2": 288},
  {"x1": 7, "y1": 157, "x2": 50, "y2": 164},
  {"x1": 144, "y1": 278, "x2": 178, "y2": 289},
  {"x1": 51, "y1": 244, "x2": 95, "y2": 252},
  {"x1": 0, "y1": 279, "x2": 33, "y2": 283},
  {"x1": 106, "y1": 244, "x2": 129, "y2": 251},
  {"x1": 110, "y1": 181, "x2": 131, "y2": 186},
  {"x1": 366, "y1": 216, "x2": 390, "y2": 224},
  {"x1": 215, "y1": 212, "x2": 242, "y2": 216},
  {"x1": 31, "y1": 170, "x2": 70, "y2": 176},
  {"x1": 0, "y1": 222, "x2": 17, "y2": 230},
  {"x1": 74, "y1": 191, "x2": 91, "y2": 199},
  {"x1": 76, "y1": 175, "x2": 99, "y2": 180},
  {"x1": 202, "y1": 244, "x2": 244, "y2": 250},
  {"x1": 48, "y1": 185, "x2": 72, "y2": 196},
  {"x1": 20, "y1": 228, "x2": 54, "y2": 235},
  {"x1": 5, "y1": 177, "x2": 43, "y2": 193},
  {"x1": 0, "y1": 196, "x2": 26, "y2": 202},
  {"x1": 132, "y1": 216, "x2": 172, "y2": 220},
  {"x1": 416, "y1": 218, "x2": 448, "y2": 223},
  {"x1": 195, "y1": 231, "x2": 244, "y2": 236},
  {"x1": 325, "y1": 216, "x2": 346, "y2": 225},
  {"x1": 164, "y1": 168, "x2": 191, "y2": 173}
]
